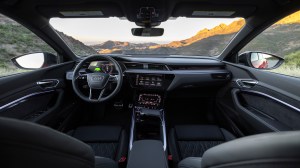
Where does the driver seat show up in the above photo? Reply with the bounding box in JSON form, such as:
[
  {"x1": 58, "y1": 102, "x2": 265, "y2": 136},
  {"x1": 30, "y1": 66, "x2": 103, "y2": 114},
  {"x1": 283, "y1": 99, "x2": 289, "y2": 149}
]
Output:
[
  {"x1": 68, "y1": 125, "x2": 128, "y2": 162},
  {"x1": 0, "y1": 117, "x2": 117, "y2": 168}
]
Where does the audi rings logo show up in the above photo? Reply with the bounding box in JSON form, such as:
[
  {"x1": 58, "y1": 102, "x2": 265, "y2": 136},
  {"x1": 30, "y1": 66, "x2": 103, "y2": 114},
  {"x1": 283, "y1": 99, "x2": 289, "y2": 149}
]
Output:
[{"x1": 92, "y1": 76, "x2": 104, "y2": 81}]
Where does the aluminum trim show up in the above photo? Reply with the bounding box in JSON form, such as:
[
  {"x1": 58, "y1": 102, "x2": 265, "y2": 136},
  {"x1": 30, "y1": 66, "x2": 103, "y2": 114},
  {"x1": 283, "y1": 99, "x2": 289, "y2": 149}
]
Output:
[
  {"x1": 236, "y1": 79, "x2": 258, "y2": 88},
  {"x1": 129, "y1": 108, "x2": 135, "y2": 150},
  {"x1": 0, "y1": 90, "x2": 55, "y2": 112},
  {"x1": 241, "y1": 90, "x2": 300, "y2": 113},
  {"x1": 36, "y1": 79, "x2": 60, "y2": 89},
  {"x1": 160, "y1": 109, "x2": 167, "y2": 151}
]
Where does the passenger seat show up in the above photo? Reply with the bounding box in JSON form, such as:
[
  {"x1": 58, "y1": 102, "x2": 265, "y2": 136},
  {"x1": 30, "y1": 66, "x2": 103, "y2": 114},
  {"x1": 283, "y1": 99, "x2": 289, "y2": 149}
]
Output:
[{"x1": 168, "y1": 125, "x2": 236, "y2": 164}]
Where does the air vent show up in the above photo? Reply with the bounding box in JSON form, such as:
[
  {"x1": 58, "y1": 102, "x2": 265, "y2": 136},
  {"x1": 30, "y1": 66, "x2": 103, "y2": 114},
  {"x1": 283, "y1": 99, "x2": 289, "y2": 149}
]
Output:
[
  {"x1": 124, "y1": 62, "x2": 169, "y2": 70},
  {"x1": 169, "y1": 65, "x2": 224, "y2": 70},
  {"x1": 148, "y1": 64, "x2": 168, "y2": 70},
  {"x1": 73, "y1": 61, "x2": 90, "y2": 70},
  {"x1": 124, "y1": 62, "x2": 144, "y2": 69},
  {"x1": 72, "y1": 61, "x2": 80, "y2": 70}
]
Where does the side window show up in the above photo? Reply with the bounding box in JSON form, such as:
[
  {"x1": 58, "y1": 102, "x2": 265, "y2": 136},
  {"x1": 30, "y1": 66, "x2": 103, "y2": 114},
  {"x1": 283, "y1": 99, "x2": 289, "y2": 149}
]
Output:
[
  {"x1": 240, "y1": 10, "x2": 300, "y2": 78},
  {"x1": 0, "y1": 14, "x2": 57, "y2": 77}
]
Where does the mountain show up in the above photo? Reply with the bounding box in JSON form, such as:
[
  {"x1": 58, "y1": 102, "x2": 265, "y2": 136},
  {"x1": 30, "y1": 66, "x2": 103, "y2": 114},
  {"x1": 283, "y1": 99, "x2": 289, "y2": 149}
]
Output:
[
  {"x1": 56, "y1": 31, "x2": 97, "y2": 56},
  {"x1": 91, "y1": 41, "x2": 158, "y2": 54},
  {"x1": 276, "y1": 11, "x2": 300, "y2": 25},
  {"x1": 91, "y1": 19, "x2": 245, "y2": 55},
  {"x1": 91, "y1": 11, "x2": 300, "y2": 56},
  {"x1": 150, "y1": 19, "x2": 245, "y2": 49}
]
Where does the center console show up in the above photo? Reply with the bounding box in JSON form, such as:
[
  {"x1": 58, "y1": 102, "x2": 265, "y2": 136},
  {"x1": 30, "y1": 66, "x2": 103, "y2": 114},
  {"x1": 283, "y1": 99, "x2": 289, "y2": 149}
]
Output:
[
  {"x1": 127, "y1": 73, "x2": 172, "y2": 167},
  {"x1": 127, "y1": 73, "x2": 172, "y2": 151},
  {"x1": 127, "y1": 140, "x2": 168, "y2": 168},
  {"x1": 129, "y1": 92, "x2": 167, "y2": 150}
]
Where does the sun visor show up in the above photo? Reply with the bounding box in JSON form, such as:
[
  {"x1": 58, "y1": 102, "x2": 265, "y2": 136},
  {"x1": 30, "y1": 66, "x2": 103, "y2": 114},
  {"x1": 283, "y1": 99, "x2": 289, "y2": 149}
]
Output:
[
  {"x1": 59, "y1": 11, "x2": 104, "y2": 17},
  {"x1": 37, "y1": 3, "x2": 124, "y2": 18},
  {"x1": 172, "y1": 3, "x2": 256, "y2": 18}
]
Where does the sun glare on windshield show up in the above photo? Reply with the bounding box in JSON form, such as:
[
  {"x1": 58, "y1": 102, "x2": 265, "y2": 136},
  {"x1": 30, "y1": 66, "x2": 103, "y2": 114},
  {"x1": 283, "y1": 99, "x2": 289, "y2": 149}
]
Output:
[{"x1": 50, "y1": 17, "x2": 245, "y2": 56}]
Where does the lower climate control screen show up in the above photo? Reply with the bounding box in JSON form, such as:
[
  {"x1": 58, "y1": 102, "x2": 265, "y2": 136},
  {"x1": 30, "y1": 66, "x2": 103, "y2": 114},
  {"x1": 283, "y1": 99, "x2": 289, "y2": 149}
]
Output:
[
  {"x1": 135, "y1": 74, "x2": 164, "y2": 88},
  {"x1": 138, "y1": 94, "x2": 162, "y2": 107}
]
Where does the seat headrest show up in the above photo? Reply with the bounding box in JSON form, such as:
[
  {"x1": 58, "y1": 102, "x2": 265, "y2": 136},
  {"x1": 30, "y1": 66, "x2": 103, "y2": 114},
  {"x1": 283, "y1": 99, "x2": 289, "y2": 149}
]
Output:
[{"x1": 202, "y1": 131, "x2": 300, "y2": 168}]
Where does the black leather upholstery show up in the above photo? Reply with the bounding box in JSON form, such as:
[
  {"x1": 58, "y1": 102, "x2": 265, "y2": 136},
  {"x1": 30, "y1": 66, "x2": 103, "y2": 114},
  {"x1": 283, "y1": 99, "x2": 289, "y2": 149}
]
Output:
[
  {"x1": 178, "y1": 157, "x2": 202, "y2": 168},
  {"x1": 95, "y1": 156, "x2": 118, "y2": 168},
  {"x1": 70, "y1": 125, "x2": 128, "y2": 161},
  {"x1": 178, "y1": 141, "x2": 223, "y2": 159},
  {"x1": 202, "y1": 131, "x2": 300, "y2": 168},
  {"x1": 178, "y1": 131, "x2": 300, "y2": 168},
  {"x1": 0, "y1": 117, "x2": 94, "y2": 168},
  {"x1": 71, "y1": 126, "x2": 122, "y2": 141},
  {"x1": 169, "y1": 125, "x2": 235, "y2": 163}
]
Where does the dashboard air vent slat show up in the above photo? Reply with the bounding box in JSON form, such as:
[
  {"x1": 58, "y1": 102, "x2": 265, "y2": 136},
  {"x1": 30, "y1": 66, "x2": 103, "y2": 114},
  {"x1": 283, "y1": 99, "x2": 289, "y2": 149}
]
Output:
[
  {"x1": 148, "y1": 64, "x2": 168, "y2": 70},
  {"x1": 168, "y1": 65, "x2": 224, "y2": 70},
  {"x1": 124, "y1": 63, "x2": 144, "y2": 69},
  {"x1": 124, "y1": 62, "x2": 168, "y2": 70}
]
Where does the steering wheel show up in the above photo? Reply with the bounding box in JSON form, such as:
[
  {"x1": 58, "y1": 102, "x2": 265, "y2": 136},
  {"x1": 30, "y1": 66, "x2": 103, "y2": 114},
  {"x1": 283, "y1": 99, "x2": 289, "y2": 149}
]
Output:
[{"x1": 72, "y1": 55, "x2": 123, "y2": 103}]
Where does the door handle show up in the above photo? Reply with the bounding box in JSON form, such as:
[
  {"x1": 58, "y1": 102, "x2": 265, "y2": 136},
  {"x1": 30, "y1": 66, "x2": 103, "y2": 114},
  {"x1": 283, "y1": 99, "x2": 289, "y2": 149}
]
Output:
[
  {"x1": 37, "y1": 79, "x2": 59, "y2": 89},
  {"x1": 236, "y1": 79, "x2": 258, "y2": 88}
]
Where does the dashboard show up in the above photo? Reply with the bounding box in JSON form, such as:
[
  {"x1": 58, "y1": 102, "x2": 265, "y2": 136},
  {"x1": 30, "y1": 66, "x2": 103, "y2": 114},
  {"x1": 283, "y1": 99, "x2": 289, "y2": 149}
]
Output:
[
  {"x1": 65, "y1": 55, "x2": 233, "y2": 109},
  {"x1": 66, "y1": 55, "x2": 232, "y2": 92}
]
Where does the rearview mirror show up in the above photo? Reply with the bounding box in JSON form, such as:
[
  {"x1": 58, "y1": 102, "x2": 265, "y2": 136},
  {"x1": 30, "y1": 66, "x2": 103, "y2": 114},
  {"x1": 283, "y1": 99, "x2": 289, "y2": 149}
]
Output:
[
  {"x1": 11, "y1": 52, "x2": 57, "y2": 70},
  {"x1": 131, "y1": 28, "x2": 164, "y2": 37},
  {"x1": 238, "y1": 51, "x2": 284, "y2": 70}
]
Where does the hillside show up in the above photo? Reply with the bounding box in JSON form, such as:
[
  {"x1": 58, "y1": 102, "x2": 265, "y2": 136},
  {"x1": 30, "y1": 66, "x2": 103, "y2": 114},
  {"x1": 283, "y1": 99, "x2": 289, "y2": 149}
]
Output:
[
  {"x1": 0, "y1": 14, "x2": 97, "y2": 75},
  {"x1": 0, "y1": 15, "x2": 56, "y2": 75},
  {"x1": 239, "y1": 24, "x2": 300, "y2": 56},
  {"x1": 95, "y1": 21, "x2": 300, "y2": 56},
  {"x1": 93, "y1": 11, "x2": 300, "y2": 56},
  {"x1": 91, "y1": 41, "x2": 158, "y2": 54},
  {"x1": 57, "y1": 31, "x2": 97, "y2": 56},
  {"x1": 150, "y1": 19, "x2": 245, "y2": 49},
  {"x1": 93, "y1": 19, "x2": 245, "y2": 55}
]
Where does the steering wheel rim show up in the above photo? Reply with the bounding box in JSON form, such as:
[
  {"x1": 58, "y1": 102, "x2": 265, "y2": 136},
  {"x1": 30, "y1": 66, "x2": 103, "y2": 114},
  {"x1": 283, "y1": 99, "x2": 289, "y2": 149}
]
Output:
[{"x1": 72, "y1": 55, "x2": 123, "y2": 103}]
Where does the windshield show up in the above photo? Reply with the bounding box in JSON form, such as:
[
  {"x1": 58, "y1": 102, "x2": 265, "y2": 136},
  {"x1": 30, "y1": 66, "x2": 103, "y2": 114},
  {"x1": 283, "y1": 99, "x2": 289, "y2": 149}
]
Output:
[{"x1": 50, "y1": 17, "x2": 245, "y2": 57}]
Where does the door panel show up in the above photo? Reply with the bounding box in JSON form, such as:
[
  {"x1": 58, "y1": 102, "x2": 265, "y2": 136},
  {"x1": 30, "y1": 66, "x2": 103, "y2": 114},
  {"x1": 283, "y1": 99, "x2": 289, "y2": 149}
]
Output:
[
  {"x1": 0, "y1": 61, "x2": 75, "y2": 126},
  {"x1": 217, "y1": 62, "x2": 300, "y2": 135}
]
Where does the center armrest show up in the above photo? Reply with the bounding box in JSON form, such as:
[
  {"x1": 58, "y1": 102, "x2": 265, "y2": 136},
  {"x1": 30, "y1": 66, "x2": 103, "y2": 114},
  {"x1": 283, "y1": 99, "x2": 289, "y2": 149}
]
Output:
[{"x1": 127, "y1": 140, "x2": 168, "y2": 168}]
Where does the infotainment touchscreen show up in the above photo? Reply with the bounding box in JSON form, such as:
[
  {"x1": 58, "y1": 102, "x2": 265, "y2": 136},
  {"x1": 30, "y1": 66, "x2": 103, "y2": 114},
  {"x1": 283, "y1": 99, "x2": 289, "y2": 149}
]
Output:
[{"x1": 135, "y1": 74, "x2": 164, "y2": 88}]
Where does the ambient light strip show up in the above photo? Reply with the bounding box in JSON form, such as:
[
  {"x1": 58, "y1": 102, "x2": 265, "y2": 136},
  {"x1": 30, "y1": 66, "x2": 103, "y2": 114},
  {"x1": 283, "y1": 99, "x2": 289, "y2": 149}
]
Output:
[{"x1": 0, "y1": 90, "x2": 55, "y2": 112}]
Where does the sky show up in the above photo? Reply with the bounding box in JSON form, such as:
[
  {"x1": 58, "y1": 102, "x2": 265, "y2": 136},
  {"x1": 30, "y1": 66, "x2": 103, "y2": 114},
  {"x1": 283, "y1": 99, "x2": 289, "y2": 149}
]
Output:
[{"x1": 50, "y1": 17, "x2": 239, "y2": 45}]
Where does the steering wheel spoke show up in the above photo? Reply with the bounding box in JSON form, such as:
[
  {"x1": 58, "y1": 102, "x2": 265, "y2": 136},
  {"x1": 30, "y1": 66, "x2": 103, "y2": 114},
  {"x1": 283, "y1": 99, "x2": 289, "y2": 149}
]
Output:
[
  {"x1": 89, "y1": 88, "x2": 106, "y2": 101},
  {"x1": 75, "y1": 74, "x2": 87, "y2": 80},
  {"x1": 108, "y1": 74, "x2": 119, "y2": 83}
]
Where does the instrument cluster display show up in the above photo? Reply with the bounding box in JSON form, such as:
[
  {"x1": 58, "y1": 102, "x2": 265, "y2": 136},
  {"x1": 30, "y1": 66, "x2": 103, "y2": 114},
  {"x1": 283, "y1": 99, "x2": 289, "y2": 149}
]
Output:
[{"x1": 88, "y1": 61, "x2": 115, "y2": 74}]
